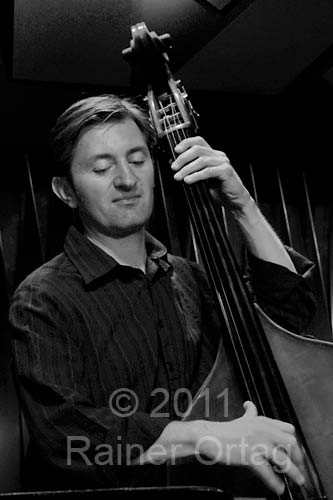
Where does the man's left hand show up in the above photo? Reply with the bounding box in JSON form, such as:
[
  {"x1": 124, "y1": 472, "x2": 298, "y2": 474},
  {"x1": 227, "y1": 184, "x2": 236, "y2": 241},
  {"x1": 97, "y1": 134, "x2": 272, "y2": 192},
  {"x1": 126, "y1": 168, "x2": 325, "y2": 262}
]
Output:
[{"x1": 172, "y1": 136, "x2": 251, "y2": 213}]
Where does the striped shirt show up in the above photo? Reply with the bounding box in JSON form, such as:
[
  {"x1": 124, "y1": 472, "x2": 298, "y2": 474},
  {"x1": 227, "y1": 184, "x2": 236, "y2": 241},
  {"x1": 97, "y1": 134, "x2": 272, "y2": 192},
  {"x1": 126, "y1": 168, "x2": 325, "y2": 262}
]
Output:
[{"x1": 9, "y1": 225, "x2": 315, "y2": 489}]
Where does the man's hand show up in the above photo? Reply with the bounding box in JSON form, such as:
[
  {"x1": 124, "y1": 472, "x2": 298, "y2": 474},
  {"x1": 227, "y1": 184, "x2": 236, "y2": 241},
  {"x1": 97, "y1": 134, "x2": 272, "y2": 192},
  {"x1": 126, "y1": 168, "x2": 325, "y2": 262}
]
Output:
[
  {"x1": 172, "y1": 136, "x2": 251, "y2": 213},
  {"x1": 137, "y1": 401, "x2": 305, "y2": 495},
  {"x1": 196, "y1": 401, "x2": 305, "y2": 495}
]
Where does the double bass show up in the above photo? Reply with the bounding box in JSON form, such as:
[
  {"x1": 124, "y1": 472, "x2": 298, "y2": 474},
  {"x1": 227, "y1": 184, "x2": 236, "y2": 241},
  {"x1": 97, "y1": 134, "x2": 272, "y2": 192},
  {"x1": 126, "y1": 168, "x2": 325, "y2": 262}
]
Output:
[{"x1": 123, "y1": 22, "x2": 333, "y2": 500}]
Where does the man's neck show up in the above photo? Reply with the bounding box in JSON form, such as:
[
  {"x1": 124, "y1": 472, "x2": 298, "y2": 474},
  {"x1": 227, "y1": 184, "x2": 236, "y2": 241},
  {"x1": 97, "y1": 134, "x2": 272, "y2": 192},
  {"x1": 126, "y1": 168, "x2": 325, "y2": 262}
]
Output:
[{"x1": 85, "y1": 228, "x2": 147, "y2": 273}]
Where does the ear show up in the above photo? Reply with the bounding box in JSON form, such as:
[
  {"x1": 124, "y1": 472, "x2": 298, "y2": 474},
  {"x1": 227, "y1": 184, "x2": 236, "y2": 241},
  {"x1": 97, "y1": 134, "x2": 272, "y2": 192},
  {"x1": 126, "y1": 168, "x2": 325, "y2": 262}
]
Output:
[{"x1": 52, "y1": 176, "x2": 78, "y2": 209}]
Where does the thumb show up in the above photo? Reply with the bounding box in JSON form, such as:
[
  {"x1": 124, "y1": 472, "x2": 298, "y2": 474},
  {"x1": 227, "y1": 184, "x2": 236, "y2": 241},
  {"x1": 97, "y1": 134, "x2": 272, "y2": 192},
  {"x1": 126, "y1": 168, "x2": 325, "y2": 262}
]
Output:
[{"x1": 243, "y1": 401, "x2": 258, "y2": 418}]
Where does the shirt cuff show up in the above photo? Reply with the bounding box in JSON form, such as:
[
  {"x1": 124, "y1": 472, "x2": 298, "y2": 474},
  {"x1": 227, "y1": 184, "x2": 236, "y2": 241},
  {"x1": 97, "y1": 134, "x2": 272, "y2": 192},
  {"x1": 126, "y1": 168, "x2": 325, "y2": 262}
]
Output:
[{"x1": 247, "y1": 246, "x2": 314, "y2": 300}]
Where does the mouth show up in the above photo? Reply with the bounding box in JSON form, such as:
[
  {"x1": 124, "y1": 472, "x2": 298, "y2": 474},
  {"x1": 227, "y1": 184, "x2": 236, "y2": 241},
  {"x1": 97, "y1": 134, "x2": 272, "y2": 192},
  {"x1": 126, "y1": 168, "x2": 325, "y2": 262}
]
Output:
[{"x1": 113, "y1": 195, "x2": 141, "y2": 205}]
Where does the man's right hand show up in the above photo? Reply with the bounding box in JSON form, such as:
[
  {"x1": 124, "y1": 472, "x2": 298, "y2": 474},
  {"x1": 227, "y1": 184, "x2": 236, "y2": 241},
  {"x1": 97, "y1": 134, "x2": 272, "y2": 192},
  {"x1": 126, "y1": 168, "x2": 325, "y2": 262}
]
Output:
[
  {"x1": 136, "y1": 400, "x2": 305, "y2": 495},
  {"x1": 195, "y1": 401, "x2": 305, "y2": 495}
]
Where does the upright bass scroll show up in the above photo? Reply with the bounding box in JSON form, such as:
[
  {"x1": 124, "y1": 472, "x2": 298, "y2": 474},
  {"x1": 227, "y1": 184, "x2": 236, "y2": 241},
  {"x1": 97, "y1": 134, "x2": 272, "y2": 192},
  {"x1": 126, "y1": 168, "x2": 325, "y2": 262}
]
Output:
[
  {"x1": 123, "y1": 22, "x2": 333, "y2": 500},
  {"x1": 122, "y1": 23, "x2": 199, "y2": 140}
]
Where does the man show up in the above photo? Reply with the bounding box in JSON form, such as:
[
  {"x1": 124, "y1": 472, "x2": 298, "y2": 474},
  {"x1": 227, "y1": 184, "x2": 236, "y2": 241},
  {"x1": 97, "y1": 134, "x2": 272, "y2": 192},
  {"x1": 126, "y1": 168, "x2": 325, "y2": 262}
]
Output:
[{"x1": 10, "y1": 94, "x2": 315, "y2": 495}]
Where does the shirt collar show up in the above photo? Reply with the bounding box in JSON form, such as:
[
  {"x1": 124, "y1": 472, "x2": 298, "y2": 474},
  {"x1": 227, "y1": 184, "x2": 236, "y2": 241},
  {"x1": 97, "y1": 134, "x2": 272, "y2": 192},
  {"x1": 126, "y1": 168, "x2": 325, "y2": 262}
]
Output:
[{"x1": 64, "y1": 225, "x2": 170, "y2": 285}]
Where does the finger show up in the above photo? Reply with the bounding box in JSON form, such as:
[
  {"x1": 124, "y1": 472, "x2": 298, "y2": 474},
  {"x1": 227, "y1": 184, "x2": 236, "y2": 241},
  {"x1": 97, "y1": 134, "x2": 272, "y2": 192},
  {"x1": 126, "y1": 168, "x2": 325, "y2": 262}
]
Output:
[
  {"x1": 252, "y1": 421, "x2": 304, "y2": 470},
  {"x1": 261, "y1": 438, "x2": 305, "y2": 479},
  {"x1": 172, "y1": 148, "x2": 215, "y2": 172},
  {"x1": 265, "y1": 426, "x2": 303, "y2": 467},
  {"x1": 173, "y1": 157, "x2": 209, "y2": 181},
  {"x1": 171, "y1": 146, "x2": 227, "y2": 172},
  {"x1": 174, "y1": 136, "x2": 209, "y2": 154},
  {"x1": 243, "y1": 401, "x2": 258, "y2": 417},
  {"x1": 270, "y1": 447, "x2": 305, "y2": 487},
  {"x1": 251, "y1": 459, "x2": 286, "y2": 496},
  {"x1": 176, "y1": 164, "x2": 229, "y2": 184},
  {"x1": 271, "y1": 436, "x2": 305, "y2": 471}
]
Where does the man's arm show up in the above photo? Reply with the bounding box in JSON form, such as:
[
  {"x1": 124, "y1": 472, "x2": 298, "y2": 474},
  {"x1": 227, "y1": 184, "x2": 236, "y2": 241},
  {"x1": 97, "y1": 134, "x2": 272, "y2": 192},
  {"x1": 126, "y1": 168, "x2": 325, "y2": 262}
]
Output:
[
  {"x1": 9, "y1": 283, "x2": 170, "y2": 488},
  {"x1": 134, "y1": 401, "x2": 305, "y2": 496},
  {"x1": 231, "y1": 197, "x2": 296, "y2": 272},
  {"x1": 172, "y1": 137, "x2": 296, "y2": 272},
  {"x1": 171, "y1": 136, "x2": 316, "y2": 332}
]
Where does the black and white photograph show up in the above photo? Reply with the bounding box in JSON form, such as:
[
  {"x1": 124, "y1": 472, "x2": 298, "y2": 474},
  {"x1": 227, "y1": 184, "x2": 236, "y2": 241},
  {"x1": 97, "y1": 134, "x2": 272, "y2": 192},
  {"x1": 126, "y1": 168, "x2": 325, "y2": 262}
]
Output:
[{"x1": 0, "y1": 2, "x2": 333, "y2": 500}]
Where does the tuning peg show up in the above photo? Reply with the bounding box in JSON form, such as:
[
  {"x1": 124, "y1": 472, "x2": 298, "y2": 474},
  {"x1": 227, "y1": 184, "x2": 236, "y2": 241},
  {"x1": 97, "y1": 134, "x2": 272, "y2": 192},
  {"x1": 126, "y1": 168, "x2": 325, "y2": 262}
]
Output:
[
  {"x1": 159, "y1": 33, "x2": 172, "y2": 51},
  {"x1": 122, "y1": 44, "x2": 133, "y2": 60}
]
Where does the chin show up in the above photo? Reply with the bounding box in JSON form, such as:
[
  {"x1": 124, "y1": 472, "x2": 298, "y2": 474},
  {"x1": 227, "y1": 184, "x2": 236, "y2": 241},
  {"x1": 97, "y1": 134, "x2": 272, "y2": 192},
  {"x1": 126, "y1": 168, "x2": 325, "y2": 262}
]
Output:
[
  {"x1": 82, "y1": 206, "x2": 152, "y2": 239},
  {"x1": 108, "y1": 209, "x2": 152, "y2": 238},
  {"x1": 103, "y1": 218, "x2": 149, "y2": 239},
  {"x1": 109, "y1": 225, "x2": 145, "y2": 238}
]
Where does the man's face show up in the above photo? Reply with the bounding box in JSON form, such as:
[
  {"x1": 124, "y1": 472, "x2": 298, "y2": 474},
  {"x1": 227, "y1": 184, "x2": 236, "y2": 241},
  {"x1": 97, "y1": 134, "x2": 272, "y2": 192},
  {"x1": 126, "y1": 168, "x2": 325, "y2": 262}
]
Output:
[{"x1": 69, "y1": 118, "x2": 155, "y2": 238}]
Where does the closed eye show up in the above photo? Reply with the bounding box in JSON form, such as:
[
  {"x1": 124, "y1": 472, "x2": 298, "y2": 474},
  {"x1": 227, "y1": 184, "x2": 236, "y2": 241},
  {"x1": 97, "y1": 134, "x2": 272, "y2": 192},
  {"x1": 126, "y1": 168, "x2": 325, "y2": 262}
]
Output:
[
  {"x1": 129, "y1": 160, "x2": 145, "y2": 167},
  {"x1": 93, "y1": 167, "x2": 109, "y2": 174}
]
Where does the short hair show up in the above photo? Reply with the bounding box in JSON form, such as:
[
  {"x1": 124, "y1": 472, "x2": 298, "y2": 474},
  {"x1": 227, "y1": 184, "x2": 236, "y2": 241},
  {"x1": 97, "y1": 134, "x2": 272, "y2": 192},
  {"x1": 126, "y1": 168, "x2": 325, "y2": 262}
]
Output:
[{"x1": 51, "y1": 94, "x2": 156, "y2": 178}]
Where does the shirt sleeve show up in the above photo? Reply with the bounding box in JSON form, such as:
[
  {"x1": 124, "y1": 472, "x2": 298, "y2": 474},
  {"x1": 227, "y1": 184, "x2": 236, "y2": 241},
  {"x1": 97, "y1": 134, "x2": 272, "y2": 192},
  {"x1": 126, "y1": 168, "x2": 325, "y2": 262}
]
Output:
[
  {"x1": 9, "y1": 282, "x2": 170, "y2": 489},
  {"x1": 190, "y1": 245, "x2": 316, "y2": 338},
  {"x1": 245, "y1": 246, "x2": 316, "y2": 333}
]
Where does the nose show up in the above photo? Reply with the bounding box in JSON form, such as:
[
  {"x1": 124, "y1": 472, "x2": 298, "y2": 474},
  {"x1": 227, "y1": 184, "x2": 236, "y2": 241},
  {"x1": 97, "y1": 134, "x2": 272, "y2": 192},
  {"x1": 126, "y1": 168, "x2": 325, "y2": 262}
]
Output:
[{"x1": 113, "y1": 161, "x2": 138, "y2": 191}]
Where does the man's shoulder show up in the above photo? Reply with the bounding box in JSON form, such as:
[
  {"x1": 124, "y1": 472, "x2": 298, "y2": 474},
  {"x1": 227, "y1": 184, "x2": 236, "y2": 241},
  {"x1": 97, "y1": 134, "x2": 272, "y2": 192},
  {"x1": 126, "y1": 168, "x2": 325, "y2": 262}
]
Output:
[
  {"x1": 12, "y1": 251, "x2": 77, "y2": 298},
  {"x1": 9, "y1": 252, "x2": 84, "y2": 338}
]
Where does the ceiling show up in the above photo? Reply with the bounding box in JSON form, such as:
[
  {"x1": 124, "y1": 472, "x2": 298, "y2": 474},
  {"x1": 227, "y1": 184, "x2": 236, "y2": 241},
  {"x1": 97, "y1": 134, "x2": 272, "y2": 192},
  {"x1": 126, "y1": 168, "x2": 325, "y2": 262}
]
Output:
[
  {"x1": 1, "y1": 0, "x2": 333, "y2": 144},
  {"x1": 8, "y1": 0, "x2": 333, "y2": 93}
]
